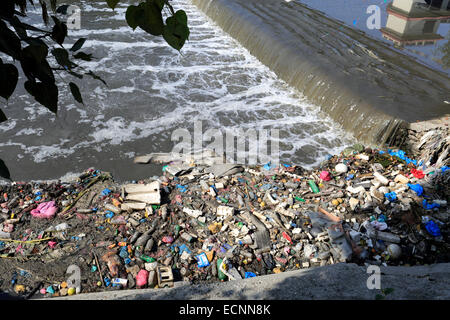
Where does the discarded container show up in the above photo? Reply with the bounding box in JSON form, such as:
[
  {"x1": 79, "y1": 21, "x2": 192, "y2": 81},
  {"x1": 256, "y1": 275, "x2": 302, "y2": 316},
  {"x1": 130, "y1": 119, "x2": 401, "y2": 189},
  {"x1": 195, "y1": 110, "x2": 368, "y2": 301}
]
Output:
[
  {"x1": 308, "y1": 180, "x2": 320, "y2": 193},
  {"x1": 387, "y1": 244, "x2": 401, "y2": 259},
  {"x1": 217, "y1": 259, "x2": 227, "y2": 281}
]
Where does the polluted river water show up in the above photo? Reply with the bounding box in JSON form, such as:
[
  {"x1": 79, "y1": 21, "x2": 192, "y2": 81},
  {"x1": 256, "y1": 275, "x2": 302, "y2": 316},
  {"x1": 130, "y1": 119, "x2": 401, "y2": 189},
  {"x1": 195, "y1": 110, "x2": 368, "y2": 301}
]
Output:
[{"x1": 0, "y1": 0, "x2": 355, "y2": 182}]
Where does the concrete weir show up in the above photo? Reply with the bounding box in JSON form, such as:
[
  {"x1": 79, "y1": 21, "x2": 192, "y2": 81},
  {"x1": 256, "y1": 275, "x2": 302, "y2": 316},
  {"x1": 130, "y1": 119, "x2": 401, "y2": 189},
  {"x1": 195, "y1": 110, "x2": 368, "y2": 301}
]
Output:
[{"x1": 191, "y1": 0, "x2": 449, "y2": 146}]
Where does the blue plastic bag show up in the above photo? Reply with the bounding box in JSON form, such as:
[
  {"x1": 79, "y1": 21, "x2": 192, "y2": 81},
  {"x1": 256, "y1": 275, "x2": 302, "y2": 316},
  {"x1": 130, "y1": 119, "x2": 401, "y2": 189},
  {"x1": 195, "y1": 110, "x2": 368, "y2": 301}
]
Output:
[
  {"x1": 425, "y1": 220, "x2": 441, "y2": 237},
  {"x1": 196, "y1": 252, "x2": 210, "y2": 268},
  {"x1": 387, "y1": 149, "x2": 417, "y2": 166},
  {"x1": 408, "y1": 183, "x2": 424, "y2": 196},
  {"x1": 441, "y1": 166, "x2": 449, "y2": 173},
  {"x1": 105, "y1": 211, "x2": 114, "y2": 219},
  {"x1": 345, "y1": 174, "x2": 354, "y2": 181},
  {"x1": 179, "y1": 244, "x2": 191, "y2": 255},
  {"x1": 176, "y1": 184, "x2": 187, "y2": 193},
  {"x1": 101, "y1": 188, "x2": 111, "y2": 196},
  {"x1": 263, "y1": 162, "x2": 276, "y2": 170},
  {"x1": 385, "y1": 192, "x2": 397, "y2": 202},
  {"x1": 245, "y1": 272, "x2": 256, "y2": 279},
  {"x1": 422, "y1": 199, "x2": 440, "y2": 210}
]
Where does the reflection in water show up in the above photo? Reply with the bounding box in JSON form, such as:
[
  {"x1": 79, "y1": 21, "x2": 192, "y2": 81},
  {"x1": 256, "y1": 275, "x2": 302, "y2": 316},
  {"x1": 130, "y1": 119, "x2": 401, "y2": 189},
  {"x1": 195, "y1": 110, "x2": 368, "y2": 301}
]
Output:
[
  {"x1": 381, "y1": 0, "x2": 450, "y2": 47},
  {"x1": 438, "y1": 37, "x2": 450, "y2": 67},
  {"x1": 296, "y1": 0, "x2": 450, "y2": 73}
]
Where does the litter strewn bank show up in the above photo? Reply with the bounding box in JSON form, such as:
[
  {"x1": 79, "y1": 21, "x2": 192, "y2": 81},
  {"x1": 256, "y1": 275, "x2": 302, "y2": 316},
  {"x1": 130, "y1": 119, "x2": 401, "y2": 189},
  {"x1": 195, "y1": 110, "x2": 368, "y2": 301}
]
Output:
[{"x1": 0, "y1": 139, "x2": 448, "y2": 298}]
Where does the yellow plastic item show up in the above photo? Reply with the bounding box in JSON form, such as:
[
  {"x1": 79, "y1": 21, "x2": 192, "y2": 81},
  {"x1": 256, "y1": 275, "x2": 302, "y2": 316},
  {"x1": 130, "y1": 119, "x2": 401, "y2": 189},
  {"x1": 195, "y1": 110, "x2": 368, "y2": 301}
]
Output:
[
  {"x1": 14, "y1": 284, "x2": 25, "y2": 294},
  {"x1": 206, "y1": 251, "x2": 214, "y2": 262}
]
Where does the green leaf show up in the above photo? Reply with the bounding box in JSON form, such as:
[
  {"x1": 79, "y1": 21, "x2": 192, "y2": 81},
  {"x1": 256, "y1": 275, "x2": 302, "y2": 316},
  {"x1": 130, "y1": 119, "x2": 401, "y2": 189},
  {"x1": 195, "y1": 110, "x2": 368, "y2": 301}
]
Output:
[
  {"x1": 73, "y1": 52, "x2": 93, "y2": 61},
  {"x1": 375, "y1": 294, "x2": 385, "y2": 300},
  {"x1": 0, "y1": 20, "x2": 22, "y2": 60},
  {"x1": 52, "y1": 48, "x2": 74, "y2": 69},
  {"x1": 125, "y1": 5, "x2": 140, "y2": 30},
  {"x1": 10, "y1": 17, "x2": 28, "y2": 40},
  {"x1": 137, "y1": 1, "x2": 164, "y2": 36},
  {"x1": 126, "y1": 1, "x2": 165, "y2": 35},
  {"x1": 0, "y1": 159, "x2": 11, "y2": 181},
  {"x1": 163, "y1": 12, "x2": 190, "y2": 51},
  {"x1": 0, "y1": 1, "x2": 15, "y2": 19},
  {"x1": 0, "y1": 108, "x2": 7, "y2": 123},
  {"x1": 51, "y1": 16, "x2": 67, "y2": 45},
  {"x1": 24, "y1": 81, "x2": 59, "y2": 114},
  {"x1": 0, "y1": 61, "x2": 19, "y2": 100},
  {"x1": 174, "y1": 10, "x2": 188, "y2": 26},
  {"x1": 154, "y1": 0, "x2": 165, "y2": 10},
  {"x1": 21, "y1": 44, "x2": 55, "y2": 85},
  {"x1": 23, "y1": 43, "x2": 48, "y2": 63},
  {"x1": 106, "y1": 0, "x2": 120, "y2": 10},
  {"x1": 69, "y1": 82, "x2": 84, "y2": 105},
  {"x1": 56, "y1": 5, "x2": 69, "y2": 14},
  {"x1": 70, "y1": 38, "x2": 87, "y2": 52}
]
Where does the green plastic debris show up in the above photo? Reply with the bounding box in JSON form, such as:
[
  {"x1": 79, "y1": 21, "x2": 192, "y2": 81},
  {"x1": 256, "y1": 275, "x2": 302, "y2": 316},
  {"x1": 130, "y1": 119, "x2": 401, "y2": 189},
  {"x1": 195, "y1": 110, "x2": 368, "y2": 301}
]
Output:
[
  {"x1": 294, "y1": 196, "x2": 305, "y2": 202},
  {"x1": 217, "y1": 259, "x2": 227, "y2": 281},
  {"x1": 140, "y1": 255, "x2": 156, "y2": 263},
  {"x1": 218, "y1": 197, "x2": 228, "y2": 203},
  {"x1": 308, "y1": 180, "x2": 320, "y2": 193},
  {"x1": 197, "y1": 220, "x2": 206, "y2": 227}
]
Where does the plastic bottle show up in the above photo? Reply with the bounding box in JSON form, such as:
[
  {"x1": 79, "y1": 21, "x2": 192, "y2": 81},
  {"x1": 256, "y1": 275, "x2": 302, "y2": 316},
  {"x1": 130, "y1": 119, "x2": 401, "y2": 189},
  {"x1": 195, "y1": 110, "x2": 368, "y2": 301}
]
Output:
[
  {"x1": 362, "y1": 221, "x2": 400, "y2": 243},
  {"x1": 308, "y1": 180, "x2": 320, "y2": 193}
]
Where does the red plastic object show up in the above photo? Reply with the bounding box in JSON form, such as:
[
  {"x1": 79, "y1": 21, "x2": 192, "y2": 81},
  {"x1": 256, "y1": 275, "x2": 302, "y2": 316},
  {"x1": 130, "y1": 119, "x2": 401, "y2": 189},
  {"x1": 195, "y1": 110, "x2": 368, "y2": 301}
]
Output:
[
  {"x1": 411, "y1": 169, "x2": 425, "y2": 179},
  {"x1": 282, "y1": 231, "x2": 293, "y2": 244},
  {"x1": 319, "y1": 171, "x2": 332, "y2": 181}
]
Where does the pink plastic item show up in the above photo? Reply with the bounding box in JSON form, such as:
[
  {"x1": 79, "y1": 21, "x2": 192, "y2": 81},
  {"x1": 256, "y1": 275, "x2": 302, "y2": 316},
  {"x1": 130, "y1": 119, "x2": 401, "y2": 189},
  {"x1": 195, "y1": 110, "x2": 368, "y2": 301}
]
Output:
[
  {"x1": 136, "y1": 269, "x2": 149, "y2": 287},
  {"x1": 48, "y1": 241, "x2": 57, "y2": 249},
  {"x1": 30, "y1": 201, "x2": 58, "y2": 219},
  {"x1": 319, "y1": 171, "x2": 332, "y2": 181}
]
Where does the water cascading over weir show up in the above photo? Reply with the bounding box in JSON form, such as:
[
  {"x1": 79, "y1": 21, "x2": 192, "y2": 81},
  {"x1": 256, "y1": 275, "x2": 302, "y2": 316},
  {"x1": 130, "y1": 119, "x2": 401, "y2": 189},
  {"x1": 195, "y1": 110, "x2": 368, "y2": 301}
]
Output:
[{"x1": 191, "y1": 0, "x2": 450, "y2": 146}]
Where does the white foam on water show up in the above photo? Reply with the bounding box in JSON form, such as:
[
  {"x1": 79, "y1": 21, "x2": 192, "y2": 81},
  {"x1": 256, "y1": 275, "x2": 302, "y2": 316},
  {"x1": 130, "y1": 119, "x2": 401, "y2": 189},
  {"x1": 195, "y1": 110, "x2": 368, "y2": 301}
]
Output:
[{"x1": 0, "y1": 0, "x2": 353, "y2": 177}]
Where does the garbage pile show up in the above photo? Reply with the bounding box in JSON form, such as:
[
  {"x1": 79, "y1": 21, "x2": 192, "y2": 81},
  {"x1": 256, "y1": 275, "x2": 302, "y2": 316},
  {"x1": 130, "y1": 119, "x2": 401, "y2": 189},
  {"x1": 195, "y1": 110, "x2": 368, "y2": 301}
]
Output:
[{"x1": 0, "y1": 144, "x2": 448, "y2": 298}]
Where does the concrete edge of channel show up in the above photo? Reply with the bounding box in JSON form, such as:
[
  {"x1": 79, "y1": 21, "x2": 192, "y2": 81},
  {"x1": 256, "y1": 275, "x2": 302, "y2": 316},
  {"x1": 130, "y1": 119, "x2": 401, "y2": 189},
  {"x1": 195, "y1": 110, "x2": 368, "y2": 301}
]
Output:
[{"x1": 50, "y1": 262, "x2": 450, "y2": 300}]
